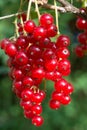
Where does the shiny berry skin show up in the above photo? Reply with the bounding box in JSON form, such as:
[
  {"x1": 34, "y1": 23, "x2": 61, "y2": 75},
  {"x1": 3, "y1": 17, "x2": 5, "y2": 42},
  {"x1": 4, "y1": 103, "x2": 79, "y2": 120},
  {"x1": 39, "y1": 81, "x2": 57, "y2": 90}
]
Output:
[
  {"x1": 53, "y1": 71, "x2": 62, "y2": 81},
  {"x1": 27, "y1": 45, "x2": 42, "y2": 59},
  {"x1": 40, "y1": 13, "x2": 54, "y2": 27},
  {"x1": 75, "y1": 45, "x2": 84, "y2": 57},
  {"x1": 32, "y1": 93, "x2": 43, "y2": 103},
  {"x1": 58, "y1": 59, "x2": 71, "y2": 76},
  {"x1": 16, "y1": 36, "x2": 28, "y2": 49},
  {"x1": 56, "y1": 35, "x2": 70, "y2": 47},
  {"x1": 42, "y1": 49, "x2": 55, "y2": 60},
  {"x1": 0, "y1": 38, "x2": 11, "y2": 49},
  {"x1": 39, "y1": 37, "x2": 51, "y2": 48},
  {"x1": 23, "y1": 76, "x2": 34, "y2": 87},
  {"x1": 32, "y1": 115, "x2": 44, "y2": 127},
  {"x1": 15, "y1": 51, "x2": 28, "y2": 65},
  {"x1": 32, "y1": 67, "x2": 45, "y2": 79},
  {"x1": 39, "y1": 90, "x2": 46, "y2": 100},
  {"x1": 52, "y1": 91, "x2": 63, "y2": 102},
  {"x1": 61, "y1": 95, "x2": 71, "y2": 105},
  {"x1": 77, "y1": 33, "x2": 87, "y2": 45},
  {"x1": 24, "y1": 20, "x2": 36, "y2": 33},
  {"x1": 21, "y1": 88, "x2": 33, "y2": 101},
  {"x1": 20, "y1": 100, "x2": 33, "y2": 111},
  {"x1": 5, "y1": 43, "x2": 17, "y2": 57},
  {"x1": 33, "y1": 26, "x2": 47, "y2": 40},
  {"x1": 45, "y1": 71, "x2": 54, "y2": 80},
  {"x1": 47, "y1": 24, "x2": 57, "y2": 37},
  {"x1": 76, "y1": 17, "x2": 87, "y2": 30},
  {"x1": 62, "y1": 83, "x2": 74, "y2": 95},
  {"x1": 24, "y1": 110, "x2": 35, "y2": 119},
  {"x1": 56, "y1": 47, "x2": 70, "y2": 59},
  {"x1": 31, "y1": 104, "x2": 42, "y2": 115},
  {"x1": 45, "y1": 58, "x2": 57, "y2": 71},
  {"x1": 54, "y1": 79, "x2": 68, "y2": 92},
  {"x1": 12, "y1": 69, "x2": 23, "y2": 80},
  {"x1": 13, "y1": 80, "x2": 23, "y2": 92},
  {"x1": 49, "y1": 99, "x2": 60, "y2": 109}
]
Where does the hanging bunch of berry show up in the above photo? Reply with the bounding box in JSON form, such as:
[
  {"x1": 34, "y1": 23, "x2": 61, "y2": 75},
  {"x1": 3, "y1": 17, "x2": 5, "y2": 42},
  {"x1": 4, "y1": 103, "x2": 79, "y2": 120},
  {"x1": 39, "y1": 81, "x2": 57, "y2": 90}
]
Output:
[
  {"x1": 75, "y1": 8, "x2": 87, "y2": 57},
  {"x1": 0, "y1": 0, "x2": 75, "y2": 127}
]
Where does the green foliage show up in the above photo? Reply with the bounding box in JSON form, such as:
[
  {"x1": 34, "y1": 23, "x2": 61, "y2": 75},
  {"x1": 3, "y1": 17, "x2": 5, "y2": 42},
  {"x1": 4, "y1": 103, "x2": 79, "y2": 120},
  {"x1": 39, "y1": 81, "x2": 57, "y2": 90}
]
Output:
[{"x1": 0, "y1": 0, "x2": 87, "y2": 130}]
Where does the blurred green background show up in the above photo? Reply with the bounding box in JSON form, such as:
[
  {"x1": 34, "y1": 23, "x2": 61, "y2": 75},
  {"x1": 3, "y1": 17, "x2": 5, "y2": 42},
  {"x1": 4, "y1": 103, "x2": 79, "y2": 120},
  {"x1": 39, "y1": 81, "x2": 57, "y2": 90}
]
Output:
[{"x1": 0, "y1": 0, "x2": 87, "y2": 130}]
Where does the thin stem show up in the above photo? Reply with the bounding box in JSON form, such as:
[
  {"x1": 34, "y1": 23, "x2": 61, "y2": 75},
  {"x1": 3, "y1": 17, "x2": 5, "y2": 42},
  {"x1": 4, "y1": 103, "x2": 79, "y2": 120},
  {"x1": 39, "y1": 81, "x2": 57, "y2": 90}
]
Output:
[
  {"x1": 34, "y1": 0, "x2": 40, "y2": 19},
  {"x1": 26, "y1": 0, "x2": 32, "y2": 20},
  {"x1": 20, "y1": 17, "x2": 27, "y2": 35},
  {"x1": 14, "y1": 18, "x2": 19, "y2": 37},
  {"x1": 19, "y1": 0, "x2": 23, "y2": 11},
  {"x1": 54, "y1": 0, "x2": 60, "y2": 34}
]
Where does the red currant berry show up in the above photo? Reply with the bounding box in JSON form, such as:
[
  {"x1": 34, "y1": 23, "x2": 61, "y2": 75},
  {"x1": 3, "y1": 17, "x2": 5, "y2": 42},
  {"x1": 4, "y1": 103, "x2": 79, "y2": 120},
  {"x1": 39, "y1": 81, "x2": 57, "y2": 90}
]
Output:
[
  {"x1": 20, "y1": 100, "x2": 33, "y2": 111},
  {"x1": 5, "y1": 43, "x2": 17, "y2": 57},
  {"x1": 31, "y1": 104, "x2": 42, "y2": 115},
  {"x1": 56, "y1": 47, "x2": 70, "y2": 59},
  {"x1": 56, "y1": 35, "x2": 70, "y2": 47},
  {"x1": 49, "y1": 99, "x2": 60, "y2": 109},
  {"x1": 54, "y1": 79, "x2": 68, "y2": 92},
  {"x1": 75, "y1": 45, "x2": 84, "y2": 57},
  {"x1": 61, "y1": 95, "x2": 71, "y2": 105},
  {"x1": 32, "y1": 67, "x2": 45, "y2": 79},
  {"x1": 32, "y1": 115, "x2": 44, "y2": 126},
  {"x1": 21, "y1": 88, "x2": 33, "y2": 101},
  {"x1": 15, "y1": 51, "x2": 28, "y2": 65},
  {"x1": 45, "y1": 58, "x2": 57, "y2": 71},
  {"x1": 23, "y1": 76, "x2": 34, "y2": 87},
  {"x1": 52, "y1": 91, "x2": 63, "y2": 102},
  {"x1": 47, "y1": 24, "x2": 57, "y2": 37},
  {"x1": 24, "y1": 110, "x2": 35, "y2": 119},
  {"x1": 24, "y1": 20, "x2": 36, "y2": 33},
  {"x1": 40, "y1": 13, "x2": 54, "y2": 27},
  {"x1": 76, "y1": 17, "x2": 87, "y2": 30},
  {"x1": 33, "y1": 26, "x2": 47, "y2": 40}
]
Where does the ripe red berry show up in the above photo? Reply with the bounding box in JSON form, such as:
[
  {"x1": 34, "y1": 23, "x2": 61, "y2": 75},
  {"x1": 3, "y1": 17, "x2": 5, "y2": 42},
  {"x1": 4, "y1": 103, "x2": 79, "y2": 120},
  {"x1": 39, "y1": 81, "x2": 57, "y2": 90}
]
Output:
[
  {"x1": 54, "y1": 79, "x2": 68, "y2": 92},
  {"x1": 61, "y1": 95, "x2": 71, "y2": 105},
  {"x1": 31, "y1": 104, "x2": 42, "y2": 115},
  {"x1": 12, "y1": 69, "x2": 23, "y2": 80},
  {"x1": 16, "y1": 36, "x2": 28, "y2": 49},
  {"x1": 20, "y1": 100, "x2": 33, "y2": 111},
  {"x1": 32, "y1": 93, "x2": 43, "y2": 103},
  {"x1": 24, "y1": 20, "x2": 36, "y2": 33},
  {"x1": 32, "y1": 115, "x2": 44, "y2": 126},
  {"x1": 5, "y1": 43, "x2": 17, "y2": 57},
  {"x1": 40, "y1": 13, "x2": 54, "y2": 27},
  {"x1": 21, "y1": 88, "x2": 33, "y2": 101},
  {"x1": 23, "y1": 77, "x2": 34, "y2": 87},
  {"x1": 45, "y1": 58, "x2": 57, "y2": 71},
  {"x1": 33, "y1": 26, "x2": 47, "y2": 40},
  {"x1": 49, "y1": 99, "x2": 60, "y2": 109},
  {"x1": 58, "y1": 59, "x2": 71, "y2": 76},
  {"x1": 76, "y1": 17, "x2": 87, "y2": 30},
  {"x1": 77, "y1": 33, "x2": 87, "y2": 45},
  {"x1": 24, "y1": 110, "x2": 35, "y2": 119},
  {"x1": 32, "y1": 67, "x2": 45, "y2": 79},
  {"x1": 47, "y1": 24, "x2": 57, "y2": 37},
  {"x1": 0, "y1": 38, "x2": 11, "y2": 49},
  {"x1": 56, "y1": 35, "x2": 70, "y2": 47},
  {"x1": 15, "y1": 51, "x2": 28, "y2": 65},
  {"x1": 52, "y1": 91, "x2": 63, "y2": 102},
  {"x1": 75, "y1": 45, "x2": 84, "y2": 57},
  {"x1": 56, "y1": 47, "x2": 70, "y2": 59}
]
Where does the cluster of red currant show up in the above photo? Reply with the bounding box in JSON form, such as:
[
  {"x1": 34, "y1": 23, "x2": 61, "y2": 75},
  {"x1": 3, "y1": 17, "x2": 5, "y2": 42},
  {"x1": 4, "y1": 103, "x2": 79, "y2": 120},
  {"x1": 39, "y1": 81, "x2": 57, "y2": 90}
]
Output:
[
  {"x1": 75, "y1": 9, "x2": 87, "y2": 57},
  {"x1": 0, "y1": 13, "x2": 74, "y2": 126}
]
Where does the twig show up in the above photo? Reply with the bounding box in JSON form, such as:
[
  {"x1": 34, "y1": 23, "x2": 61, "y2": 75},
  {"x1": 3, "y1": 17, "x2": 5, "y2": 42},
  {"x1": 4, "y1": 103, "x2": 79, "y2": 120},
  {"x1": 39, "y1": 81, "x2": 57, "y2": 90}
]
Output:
[{"x1": 0, "y1": 0, "x2": 87, "y2": 21}]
